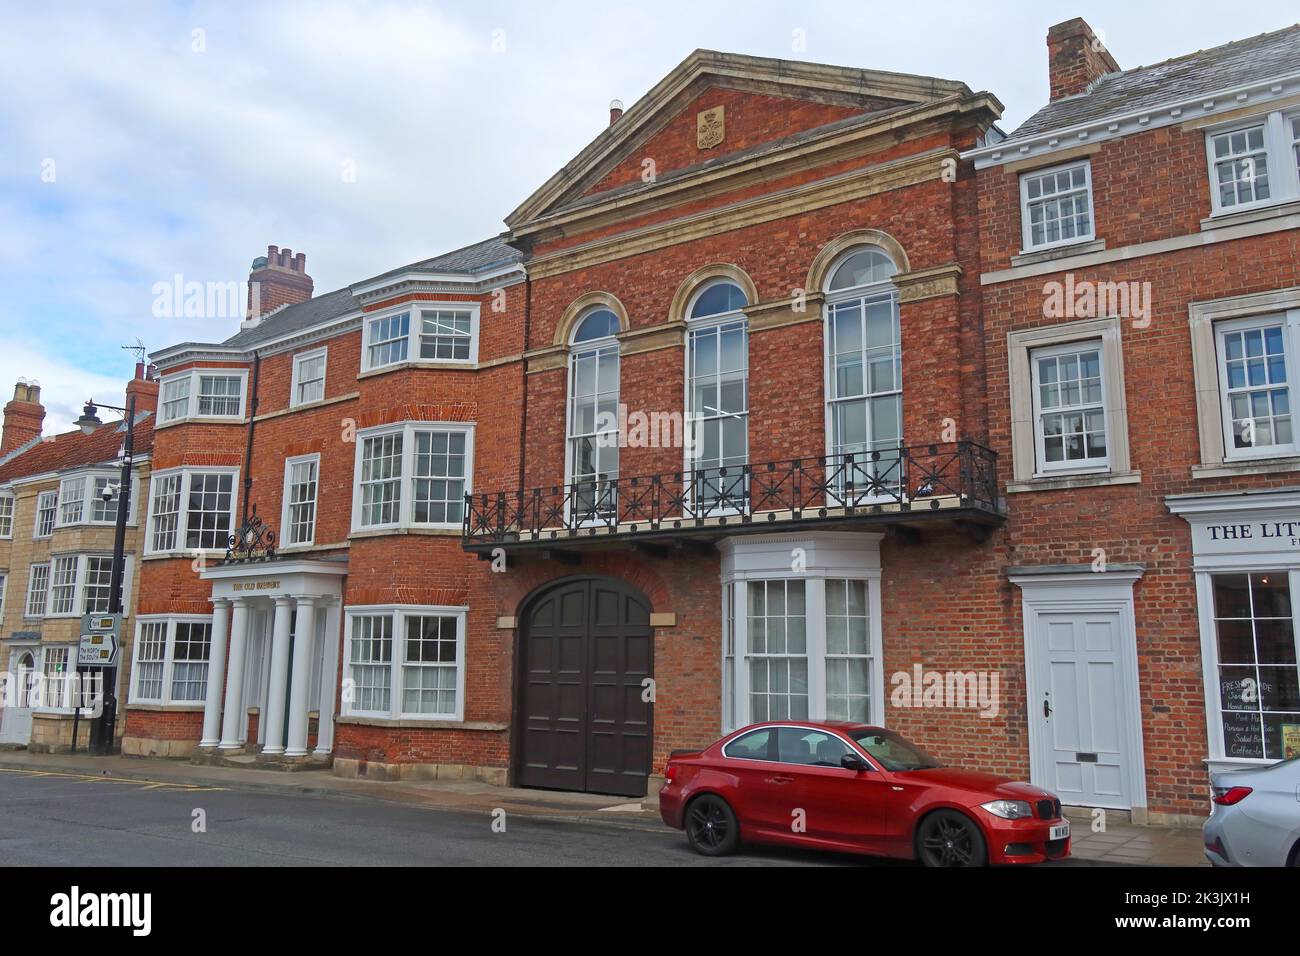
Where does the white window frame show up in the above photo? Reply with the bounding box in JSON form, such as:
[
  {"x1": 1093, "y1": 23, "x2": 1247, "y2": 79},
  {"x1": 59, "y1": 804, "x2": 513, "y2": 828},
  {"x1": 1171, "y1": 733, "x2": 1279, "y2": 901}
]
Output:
[
  {"x1": 145, "y1": 467, "x2": 240, "y2": 555},
  {"x1": 1019, "y1": 159, "x2": 1096, "y2": 253},
  {"x1": 34, "y1": 490, "x2": 57, "y2": 538},
  {"x1": 342, "y1": 605, "x2": 467, "y2": 722},
  {"x1": 1030, "y1": 340, "x2": 1111, "y2": 475},
  {"x1": 0, "y1": 492, "x2": 13, "y2": 538},
  {"x1": 33, "y1": 553, "x2": 133, "y2": 619},
  {"x1": 25, "y1": 563, "x2": 49, "y2": 618},
  {"x1": 720, "y1": 534, "x2": 884, "y2": 735},
  {"x1": 350, "y1": 422, "x2": 474, "y2": 532},
  {"x1": 0, "y1": 572, "x2": 7, "y2": 619},
  {"x1": 1205, "y1": 110, "x2": 1300, "y2": 217},
  {"x1": 684, "y1": 280, "x2": 750, "y2": 513},
  {"x1": 822, "y1": 249, "x2": 903, "y2": 501},
  {"x1": 1214, "y1": 311, "x2": 1300, "y2": 462},
  {"x1": 157, "y1": 368, "x2": 249, "y2": 423},
  {"x1": 290, "y1": 347, "x2": 328, "y2": 407},
  {"x1": 128, "y1": 615, "x2": 214, "y2": 706},
  {"x1": 54, "y1": 470, "x2": 136, "y2": 529},
  {"x1": 360, "y1": 302, "x2": 481, "y2": 373},
  {"x1": 1006, "y1": 316, "x2": 1134, "y2": 487},
  {"x1": 36, "y1": 645, "x2": 75, "y2": 713},
  {"x1": 280, "y1": 453, "x2": 320, "y2": 547},
  {"x1": 564, "y1": 323, "x2": 620, "y2": 523}
]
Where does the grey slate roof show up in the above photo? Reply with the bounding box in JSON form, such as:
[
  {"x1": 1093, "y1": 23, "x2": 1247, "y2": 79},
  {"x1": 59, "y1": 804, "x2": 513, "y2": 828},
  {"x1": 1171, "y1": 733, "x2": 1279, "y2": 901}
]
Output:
[
  {"x1": 217, "y1": 235, "x2": 522, "y2": 350},
  {"x1": 1004, "y1": 23, "x2": 1300, "y2": 146},
  {"x1": 222, "y1": 286, "x2": 358, "y2": 348}
]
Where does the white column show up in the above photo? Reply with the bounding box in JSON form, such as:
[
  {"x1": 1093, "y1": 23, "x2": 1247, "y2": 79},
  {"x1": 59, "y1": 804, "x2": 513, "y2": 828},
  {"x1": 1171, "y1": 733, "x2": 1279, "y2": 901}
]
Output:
[
  {"x1": 218, "y1": 598, "x2": 252, "y2": 749},
  {"x1": 199, "y1": 598, "x2": 231, "y2": 748},
  {"x1": 314, "y1": 602, "x2": 340, "y2": 756},
  {"x1": 284, "y1": 596, "x2": 317, "y2": 757},
  {"x1": 260, "y1": 596, "x2": 295, "y2": 755}
]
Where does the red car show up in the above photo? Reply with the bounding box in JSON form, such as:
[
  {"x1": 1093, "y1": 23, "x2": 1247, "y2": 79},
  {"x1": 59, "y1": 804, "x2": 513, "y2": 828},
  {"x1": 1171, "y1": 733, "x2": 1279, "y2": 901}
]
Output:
[{"x1": 660, "y1": 721, "x2": 1071, "y2": 866}]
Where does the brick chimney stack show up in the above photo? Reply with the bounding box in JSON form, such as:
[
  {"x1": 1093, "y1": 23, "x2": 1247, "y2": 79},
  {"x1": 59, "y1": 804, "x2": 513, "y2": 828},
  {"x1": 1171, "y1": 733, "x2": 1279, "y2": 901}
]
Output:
[
  {"x1": 246, "y1": 244, "x2": 313, "y2": 324},
  {"x1": 2, "y1": 380, "x2": 46, "y2": 455},
  {"x1": 1047, "y1": 18, "x2": 1120, "y2": 101},
  {"x1": 609, "y1": 98, "x2": 624, "y2": 126},
  {"x1": 125, "y1": 361, "x2": 159, "y2": 416}
]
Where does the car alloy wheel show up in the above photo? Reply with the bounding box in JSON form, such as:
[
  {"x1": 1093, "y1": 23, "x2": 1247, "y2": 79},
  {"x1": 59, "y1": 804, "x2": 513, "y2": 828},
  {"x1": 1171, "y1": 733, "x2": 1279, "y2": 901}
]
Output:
[
  {"x1": 918, "y1": 810, "x2": 987, "y2": 867},
  {"x1": 685, "y1": 794, "x2": 739, "y2": 857}
]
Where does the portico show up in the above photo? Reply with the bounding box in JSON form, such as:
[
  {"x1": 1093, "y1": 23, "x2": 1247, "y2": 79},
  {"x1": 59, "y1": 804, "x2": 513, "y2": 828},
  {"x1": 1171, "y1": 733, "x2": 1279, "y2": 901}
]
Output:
[{"x1": 198, "y1": 559, "x2": 346, "y2": 762}]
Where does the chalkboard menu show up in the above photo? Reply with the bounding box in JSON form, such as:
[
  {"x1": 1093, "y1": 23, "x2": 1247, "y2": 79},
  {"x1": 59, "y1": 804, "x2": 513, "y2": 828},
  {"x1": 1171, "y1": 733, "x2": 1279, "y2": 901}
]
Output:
[
  {"x1": 1219, "y1": 671, "x2": 1275, "y2": 710},
  {"x1": 1222, "y1": 711, "x2": 1264, "y2": 759}
]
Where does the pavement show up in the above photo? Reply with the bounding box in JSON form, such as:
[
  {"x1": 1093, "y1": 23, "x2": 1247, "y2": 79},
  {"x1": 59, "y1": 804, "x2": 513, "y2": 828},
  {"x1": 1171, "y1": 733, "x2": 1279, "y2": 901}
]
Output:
[{"x1": 0, "y1": 751, "x2": 1208, "y2": 866}]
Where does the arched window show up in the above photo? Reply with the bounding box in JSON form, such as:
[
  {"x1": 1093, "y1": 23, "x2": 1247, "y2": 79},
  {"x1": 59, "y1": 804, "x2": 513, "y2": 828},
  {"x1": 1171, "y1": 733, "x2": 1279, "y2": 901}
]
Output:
[
  {"x1": 686, "y1": 280, "x2": 749, "y2": 510},
  {"x1": 824, "y1": 247, "x2": 902, "y2": 495},
  {"x1": 567, "y1": 307, "x2": 620, "y2": 517}
]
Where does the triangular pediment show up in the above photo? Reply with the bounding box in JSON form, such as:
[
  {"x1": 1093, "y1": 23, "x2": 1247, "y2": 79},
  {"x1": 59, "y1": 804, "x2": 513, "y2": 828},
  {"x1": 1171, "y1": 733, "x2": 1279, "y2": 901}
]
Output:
[{"x1": 506, "y1": 49, "x2": 971, "y2": 231}]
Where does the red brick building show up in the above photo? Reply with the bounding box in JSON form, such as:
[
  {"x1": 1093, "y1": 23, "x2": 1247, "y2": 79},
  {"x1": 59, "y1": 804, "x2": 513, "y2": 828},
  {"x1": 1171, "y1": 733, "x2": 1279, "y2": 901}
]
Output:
[
  {"x1": 968, "y1": 19, "x2": 1300, "y2": 822},
  {"x1": 116, "y1": 19, "x2": 1300, "y2": 826}
]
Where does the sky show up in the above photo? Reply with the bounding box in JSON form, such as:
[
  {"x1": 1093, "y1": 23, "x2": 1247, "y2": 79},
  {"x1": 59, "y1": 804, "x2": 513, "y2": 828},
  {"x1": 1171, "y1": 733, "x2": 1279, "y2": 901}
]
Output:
[{"x1": 0, "y1": 0, "x2": 1294, "y2": 435}]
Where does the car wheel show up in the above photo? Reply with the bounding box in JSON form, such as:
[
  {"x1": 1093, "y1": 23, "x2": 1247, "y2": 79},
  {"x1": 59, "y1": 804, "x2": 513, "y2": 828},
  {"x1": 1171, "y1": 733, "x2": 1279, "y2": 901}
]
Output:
[
  {"x1": 916, "y1": 809, "x2": 987, "y2": 867},
  {"x1": 685, "y1": 794, "x2": 739, "y2": 857}
]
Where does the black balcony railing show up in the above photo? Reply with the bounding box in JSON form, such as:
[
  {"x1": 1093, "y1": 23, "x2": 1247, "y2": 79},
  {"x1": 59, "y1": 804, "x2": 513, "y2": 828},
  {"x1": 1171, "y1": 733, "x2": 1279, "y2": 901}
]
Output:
[{"x1": 462, "y1": 440, "x2": 1002, "y2": 551}]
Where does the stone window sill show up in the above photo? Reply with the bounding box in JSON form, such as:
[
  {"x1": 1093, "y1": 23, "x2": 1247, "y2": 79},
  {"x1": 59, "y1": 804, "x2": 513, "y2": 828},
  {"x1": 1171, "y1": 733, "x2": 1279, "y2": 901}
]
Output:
[
  {"x1": 1010, "y1": 238, "x2": 1106, "y2": 268},
  {"x1": 126, "y1": 703, "x2": 206, "y2": 712},
  {"x1": 336, "y1": 715, "x2": 506, "y2": 732},
  {"x1": 1201, "y1": 199, "x2": 1300, "y2": 233},
  {"x1": 348, "y1": 527, "x2": 461, "y2": 540},
  {"x1": 1192, "y1": 457, "x2": 1300, "y2": 479},
  {"x1": 1006, "y1": 469, "x2": 1141, "y2": 494}
]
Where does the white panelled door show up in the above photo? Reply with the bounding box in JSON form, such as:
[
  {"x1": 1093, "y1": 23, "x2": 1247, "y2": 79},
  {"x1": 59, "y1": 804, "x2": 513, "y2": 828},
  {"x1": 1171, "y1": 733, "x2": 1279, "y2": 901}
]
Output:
[
  {"x1": 0, "y1": 649, "x2": 38, "y2": 745},
  {"x1": 1033, "y1": 610, "x2": 1132, "y2": 809}
]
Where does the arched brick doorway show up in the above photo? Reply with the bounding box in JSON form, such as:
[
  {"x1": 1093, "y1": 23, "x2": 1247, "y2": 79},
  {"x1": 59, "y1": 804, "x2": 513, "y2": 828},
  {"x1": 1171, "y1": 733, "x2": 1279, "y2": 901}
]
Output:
[{"x1": 515, "y1": 576, "x2": 653, "y2": 797}]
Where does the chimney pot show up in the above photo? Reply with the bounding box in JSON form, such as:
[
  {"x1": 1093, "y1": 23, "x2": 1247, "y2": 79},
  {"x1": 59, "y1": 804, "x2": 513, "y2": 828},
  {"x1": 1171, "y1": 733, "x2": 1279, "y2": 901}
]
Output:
[
  {"x1": 609, "y1": 98, "x2": 624, "y2": 126},
  {"x1": 246, "y1": 243, "x2": 314, "y2": 322},
  {"x1": 2, "y1": 378, "x2": 46, "y2": 454}
]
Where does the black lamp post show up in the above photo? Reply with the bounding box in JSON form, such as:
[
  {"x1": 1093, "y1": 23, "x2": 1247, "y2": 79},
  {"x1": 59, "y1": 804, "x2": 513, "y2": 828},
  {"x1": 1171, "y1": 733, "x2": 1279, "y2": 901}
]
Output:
[{"x1": 73, "y1": 394, "x2": 136, "y2": 755}]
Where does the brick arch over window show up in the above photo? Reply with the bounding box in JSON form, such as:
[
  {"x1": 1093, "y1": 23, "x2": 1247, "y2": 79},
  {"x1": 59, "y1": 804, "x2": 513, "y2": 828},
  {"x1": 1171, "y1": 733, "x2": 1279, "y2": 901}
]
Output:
[
  {"x1": 804, "y1": 229, "x2": 910, "y2": 294},
  {"x1": 553, "y1": 291, "x2": 631, "y2": 347},
  {"x1": 667, "y1": 263, "x2": 759, "y2": 327}
]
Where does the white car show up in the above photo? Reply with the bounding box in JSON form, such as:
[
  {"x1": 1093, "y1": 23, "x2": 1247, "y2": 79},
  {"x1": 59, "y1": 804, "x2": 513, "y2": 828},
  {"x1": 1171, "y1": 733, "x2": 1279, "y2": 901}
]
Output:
[{"x1": 1203, "y1": 757, "x2": 1300, "y2": 866}]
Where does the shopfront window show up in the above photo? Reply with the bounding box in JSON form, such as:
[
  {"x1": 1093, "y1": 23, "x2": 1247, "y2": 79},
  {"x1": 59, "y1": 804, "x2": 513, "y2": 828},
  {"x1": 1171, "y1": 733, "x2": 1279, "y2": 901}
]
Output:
[{"x1": 1212, "y1": 571, "x2": 1300, "y2": 760}]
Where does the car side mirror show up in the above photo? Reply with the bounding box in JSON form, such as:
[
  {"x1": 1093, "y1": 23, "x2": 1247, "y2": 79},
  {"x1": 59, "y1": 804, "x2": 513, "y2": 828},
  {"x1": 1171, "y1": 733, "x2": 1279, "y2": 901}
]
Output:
[{"x1": 841, "y1": 753, "x2": 869, "y2": 772}]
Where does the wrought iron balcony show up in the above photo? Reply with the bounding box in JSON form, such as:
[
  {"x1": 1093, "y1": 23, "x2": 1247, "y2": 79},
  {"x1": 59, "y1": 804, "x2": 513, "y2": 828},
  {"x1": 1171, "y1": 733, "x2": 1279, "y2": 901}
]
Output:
[{"x1": 462, "y1": 441, "x2": 1003, "y2": 555}]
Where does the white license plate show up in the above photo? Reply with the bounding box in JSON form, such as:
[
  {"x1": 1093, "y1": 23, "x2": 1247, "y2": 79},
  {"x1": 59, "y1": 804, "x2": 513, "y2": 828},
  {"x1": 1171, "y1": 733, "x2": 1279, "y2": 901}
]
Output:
[{"x1": 1050, "y1": 822, "x2": 1070, "y2": 840}]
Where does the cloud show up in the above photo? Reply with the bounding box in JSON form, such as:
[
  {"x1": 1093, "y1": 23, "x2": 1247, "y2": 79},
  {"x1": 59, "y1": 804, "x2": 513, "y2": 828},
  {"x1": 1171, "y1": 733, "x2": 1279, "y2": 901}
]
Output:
[{"x1": 0, "y1": 0, "x2": 1292, "y2": 436}]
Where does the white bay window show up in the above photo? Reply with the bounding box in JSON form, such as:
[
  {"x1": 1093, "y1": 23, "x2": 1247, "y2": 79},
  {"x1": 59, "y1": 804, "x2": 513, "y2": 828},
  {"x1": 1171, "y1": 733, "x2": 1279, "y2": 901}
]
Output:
[
  {"x1": 129, "y1": 617, "x2": 213, "y2": 705},
  {"x1": 343, "y1": 606, "x2": 465, "y2": 721},
  {"x1": 146, "y1": 468, "x2": 238, "y2": 553},
  {"x1": 55, "y1": 471, "x2": 136, "y2": 528},
  {"x1": 159, "y1": 369, "x2": 248, "y2": 423},
  {"x1": 28, "y1": 553, "x2": 131, "y2": 618},
  {"x1": 351, "y1": 423, "x2": 473, "y2": 532},
  {"x1": 721, "y1": 533, "x2": 883, "y2": 732},
  {"x1": 361, "y1": 303, "x2": 480, "y2": 372}
]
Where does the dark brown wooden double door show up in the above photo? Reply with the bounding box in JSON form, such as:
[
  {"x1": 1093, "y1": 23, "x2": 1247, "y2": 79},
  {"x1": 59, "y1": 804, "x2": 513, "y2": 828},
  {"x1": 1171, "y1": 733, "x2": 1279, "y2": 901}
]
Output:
[{"x1": 517, "y1": 577, "x2": 653, "y2": 797}]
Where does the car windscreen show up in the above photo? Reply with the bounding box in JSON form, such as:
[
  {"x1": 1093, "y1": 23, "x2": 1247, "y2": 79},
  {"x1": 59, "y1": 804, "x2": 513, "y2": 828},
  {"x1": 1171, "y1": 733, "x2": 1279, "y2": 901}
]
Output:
[{"x1": 848, "y1": 729, "x2": 943, "y2": 771}]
